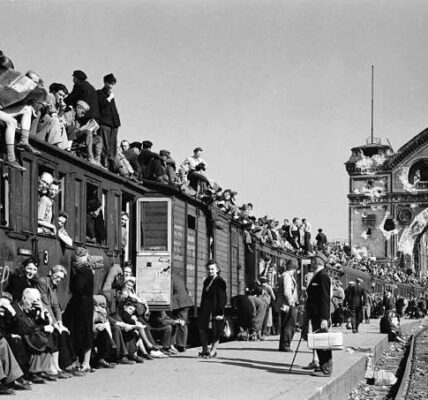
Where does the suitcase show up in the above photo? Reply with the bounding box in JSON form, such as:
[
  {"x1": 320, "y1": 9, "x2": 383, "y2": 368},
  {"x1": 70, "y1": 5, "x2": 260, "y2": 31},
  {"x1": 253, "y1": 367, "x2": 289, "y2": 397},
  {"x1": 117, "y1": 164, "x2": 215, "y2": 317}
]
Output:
[{"x1": 307, "y1": 331, "x2": 343, "y2": 351}]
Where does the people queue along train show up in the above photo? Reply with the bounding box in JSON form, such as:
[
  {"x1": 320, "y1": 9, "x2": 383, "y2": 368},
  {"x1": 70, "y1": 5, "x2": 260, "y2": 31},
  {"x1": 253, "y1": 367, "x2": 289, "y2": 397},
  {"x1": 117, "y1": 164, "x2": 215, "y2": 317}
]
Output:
[{"x1": 0, "y1": 249, "x2": 198, "y2": 394}]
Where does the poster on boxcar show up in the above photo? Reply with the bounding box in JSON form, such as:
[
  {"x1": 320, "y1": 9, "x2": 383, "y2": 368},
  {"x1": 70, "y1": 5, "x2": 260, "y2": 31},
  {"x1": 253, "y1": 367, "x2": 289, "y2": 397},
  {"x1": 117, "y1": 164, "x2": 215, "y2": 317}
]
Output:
[{"x1": 136, "y1": 254, "x2": 171, "y2": 307}]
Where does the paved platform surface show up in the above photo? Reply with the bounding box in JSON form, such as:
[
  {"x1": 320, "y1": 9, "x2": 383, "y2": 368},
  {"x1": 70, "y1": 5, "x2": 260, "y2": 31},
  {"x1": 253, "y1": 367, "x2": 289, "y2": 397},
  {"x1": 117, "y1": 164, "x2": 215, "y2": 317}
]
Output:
[{"x1": 12, "y1": 318, "x2": 425, "y2": 400}]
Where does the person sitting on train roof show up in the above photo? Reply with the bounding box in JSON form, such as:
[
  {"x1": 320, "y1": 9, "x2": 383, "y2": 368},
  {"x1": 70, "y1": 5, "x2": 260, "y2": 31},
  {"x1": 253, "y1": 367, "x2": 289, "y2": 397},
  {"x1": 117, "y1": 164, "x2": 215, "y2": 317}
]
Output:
[
  {"x1": 6, "y1": 258, "x2": 40, "y2": 303},
  {"x1": 0, "y1": 292, "x2": 33, "y2": 393},
  {"x1": 0, "y1": 71, "x2": 46, "y2": 171},
  {"x1": 112, "y1": 146, "x2": 136, "y2": 180},
  {"x1": 65, "y1": 70, "x2": 99, "y2": 124},
  {"x1": 57, "y1": 211, "x2": 73, "y2": 248},
  {"x1": 97, "y1": 73, "x2": 121, "y2": 170},
  {"x1": 122, "y1": 141, "x2": 141, "y2": 178},
  {"x1": 137, "y1": 140, "x2": 163, "y2": 181},
  {"x1": 66, "y1": 100, "x2": 103, "y2": 166},
  {"x1": 157, "y1": 149, "x2": 180, "y2": 185},
  {"x1": 32, "y1": 83, "x2": 70, "y2": 150},
  {"x1": 179, "y1": 147, "x2": 207, "y2": 182},
  {"x1": 38, "y1": 180, "x2": 60, "y2": 236}
]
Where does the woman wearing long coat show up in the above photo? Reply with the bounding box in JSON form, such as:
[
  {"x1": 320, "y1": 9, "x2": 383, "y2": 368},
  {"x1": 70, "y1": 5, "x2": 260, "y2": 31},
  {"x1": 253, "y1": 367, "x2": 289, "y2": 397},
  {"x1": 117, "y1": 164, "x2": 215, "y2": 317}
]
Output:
[
  {"x1": 63, "y1": 248, "x2": 94, "y2": 372},
  {"x1": 198, "y1": 260, "x2": 227, "y2": 359}
]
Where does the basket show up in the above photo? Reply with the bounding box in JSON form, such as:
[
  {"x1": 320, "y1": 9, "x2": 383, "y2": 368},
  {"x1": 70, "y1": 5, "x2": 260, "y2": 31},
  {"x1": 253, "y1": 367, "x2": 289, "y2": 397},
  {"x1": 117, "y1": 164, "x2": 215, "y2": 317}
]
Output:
[{"x1": 307, "y1": 331, "x2": 343, "y2": 351}]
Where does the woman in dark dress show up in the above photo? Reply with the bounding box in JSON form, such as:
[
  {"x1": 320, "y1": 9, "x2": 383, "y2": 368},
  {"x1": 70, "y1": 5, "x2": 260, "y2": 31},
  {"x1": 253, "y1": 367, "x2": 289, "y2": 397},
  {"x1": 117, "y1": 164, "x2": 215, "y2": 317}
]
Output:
[
  {"x1": 63, "y1": 248, "x2": 94, "y2": 372},
  {"x1": 198, "y1": 260, "x2": 227, "y2": 359},
  {"x1": 6, "y1": 258, "x2": 39, "y2": 302}
]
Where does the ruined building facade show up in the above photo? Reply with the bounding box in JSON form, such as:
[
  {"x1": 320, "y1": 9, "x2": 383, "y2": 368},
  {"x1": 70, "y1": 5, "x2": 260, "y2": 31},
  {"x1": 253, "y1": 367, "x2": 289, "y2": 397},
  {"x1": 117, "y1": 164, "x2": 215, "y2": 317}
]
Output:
[{"x1": 346, "y1": 129, "x2": 428, "y2": 277}]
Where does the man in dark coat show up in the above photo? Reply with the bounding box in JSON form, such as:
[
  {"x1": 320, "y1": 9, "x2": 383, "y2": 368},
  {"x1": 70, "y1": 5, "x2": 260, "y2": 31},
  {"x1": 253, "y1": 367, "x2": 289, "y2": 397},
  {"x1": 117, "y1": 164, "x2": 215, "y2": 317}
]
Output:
[
  {"x1": 315, "y1": 229, "x2": 328, "y2": 251},
  {"x1": 345, "y1": 277, "x2": 367, "y2": 333},
  {"x1": 124, "y1": 141, "x2": 142, "y2": 179},
  {"x1": 170, "y1": 275, "x2": 194, "y2": 352},
  {"x1": 65, "y1": 70, "x2": 100, "y2": 124},
  {"x1": 137, "y1": 140, "x2": 163, "y2": 180},
  {"x1": 306, "y1": 252, "x2": 332, "y2": 377},
  {"x1": 97, "y1": 73, "x2": 121, "y2": 169}
]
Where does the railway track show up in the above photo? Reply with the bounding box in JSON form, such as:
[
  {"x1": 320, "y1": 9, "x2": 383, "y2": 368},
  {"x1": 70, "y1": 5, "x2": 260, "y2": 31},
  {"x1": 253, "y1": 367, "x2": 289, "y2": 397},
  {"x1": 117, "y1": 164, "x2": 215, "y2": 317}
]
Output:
[
  {"x1": 398, "y1": 324, "x2": 428, "y2": 400},
  {"x1": 348, "y1": 321, "x2": 428, "y2": 400}
]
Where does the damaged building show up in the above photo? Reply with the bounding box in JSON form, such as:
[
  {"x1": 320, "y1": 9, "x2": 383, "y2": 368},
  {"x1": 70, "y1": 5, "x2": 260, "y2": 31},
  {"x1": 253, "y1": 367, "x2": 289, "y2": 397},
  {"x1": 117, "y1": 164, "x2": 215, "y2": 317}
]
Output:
[{"x1": 346, "y1": 130, "x2": 428, "y2": 277}]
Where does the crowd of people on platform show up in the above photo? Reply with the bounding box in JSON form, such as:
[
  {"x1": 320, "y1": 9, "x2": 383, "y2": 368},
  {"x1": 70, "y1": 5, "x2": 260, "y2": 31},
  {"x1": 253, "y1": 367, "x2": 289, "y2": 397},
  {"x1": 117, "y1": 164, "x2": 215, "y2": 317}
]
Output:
[{"x1": 0, "y1": 249, "x2": 196, "y2": 395}]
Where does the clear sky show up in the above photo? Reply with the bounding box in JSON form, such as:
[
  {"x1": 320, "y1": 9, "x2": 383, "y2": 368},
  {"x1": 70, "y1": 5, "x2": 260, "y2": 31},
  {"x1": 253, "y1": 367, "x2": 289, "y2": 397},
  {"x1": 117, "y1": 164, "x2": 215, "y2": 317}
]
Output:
[{"x1": 2, "y1": 0, "x2": 428, "y2": 240}]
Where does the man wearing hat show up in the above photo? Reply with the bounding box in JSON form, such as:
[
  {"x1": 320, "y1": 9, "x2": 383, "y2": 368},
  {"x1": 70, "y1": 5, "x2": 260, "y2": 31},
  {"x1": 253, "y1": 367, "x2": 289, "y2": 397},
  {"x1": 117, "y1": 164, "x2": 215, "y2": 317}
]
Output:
[
  {"x1": 64, "y1": 100, "x2": 102, "y2": 165},
  {"x1": 344, "y1": 278, "x2": 367, "y2": 333},
  {"x1": 276, "y1": 259, "x2": 299, "y2": 352},
  {"x1": 65, "y1": 70, "x2": 100, "y2": 124},
  {"x1": 122, "y1": 141, "x2": 141, "y2": 178},
  {"x1": 158, "y1": 150, "x2": 179, "y2": 184},
  {"x1": 138, "y1": 141, "x2": 163, "y2": 180},
  {"x1": 306, "y1": 252, "x2": 333, "y2": 377},
  {"x1": 97, "y1": 73, "x2": 121, "y2": 169}
]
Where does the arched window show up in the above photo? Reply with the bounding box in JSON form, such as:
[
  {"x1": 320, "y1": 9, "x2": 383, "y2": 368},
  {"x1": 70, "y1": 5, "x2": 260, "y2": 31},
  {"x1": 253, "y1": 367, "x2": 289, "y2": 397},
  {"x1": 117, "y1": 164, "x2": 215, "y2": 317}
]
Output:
[{"x1": 408, "y1": 159, "x2": 428, "y2": 186}]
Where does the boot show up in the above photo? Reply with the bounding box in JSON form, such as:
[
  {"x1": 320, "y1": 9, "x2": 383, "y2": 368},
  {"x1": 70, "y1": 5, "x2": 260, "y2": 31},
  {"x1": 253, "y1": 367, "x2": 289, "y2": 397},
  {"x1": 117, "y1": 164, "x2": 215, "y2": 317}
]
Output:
[{"x1": 17, "y1": 129, "x2": 40, "y2": 155}]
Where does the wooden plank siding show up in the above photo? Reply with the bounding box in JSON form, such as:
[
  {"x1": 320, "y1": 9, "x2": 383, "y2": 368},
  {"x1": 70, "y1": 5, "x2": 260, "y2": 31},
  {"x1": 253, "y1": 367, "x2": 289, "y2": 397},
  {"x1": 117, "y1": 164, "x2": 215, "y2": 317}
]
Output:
[
  {"x1": 213, "y1": 215, "x2": 231, "y2": 305},
  {"x1": 172, "y1": 199, "x2": 186, "y2": 279},
  {"x1": 196, "y1": 209, "x2": 209, "y2": 309}
]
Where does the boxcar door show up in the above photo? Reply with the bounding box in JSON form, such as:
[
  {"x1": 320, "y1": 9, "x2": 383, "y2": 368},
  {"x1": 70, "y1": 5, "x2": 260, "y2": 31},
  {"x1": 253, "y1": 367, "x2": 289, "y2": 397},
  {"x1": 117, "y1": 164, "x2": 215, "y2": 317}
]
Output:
[{"x1": 135, "y1": 197, "x2": 172, "y2": 310}]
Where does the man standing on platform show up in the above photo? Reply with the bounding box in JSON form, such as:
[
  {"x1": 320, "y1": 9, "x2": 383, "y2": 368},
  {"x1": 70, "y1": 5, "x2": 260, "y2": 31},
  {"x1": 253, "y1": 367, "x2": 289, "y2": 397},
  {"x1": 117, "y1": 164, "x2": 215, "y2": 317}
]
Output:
[
  {"x1": 306, "y1": 252, "x2": 332, "y2": 377},
  {"x1": 97, "y1": 73, "x2": 121, "y2": 169},
  {"x1": 277, "y1": 259, "x2": 299, "y2": 352},
  {"x1": 345, "y1": 277, "x2": 367, "y2": 333}
]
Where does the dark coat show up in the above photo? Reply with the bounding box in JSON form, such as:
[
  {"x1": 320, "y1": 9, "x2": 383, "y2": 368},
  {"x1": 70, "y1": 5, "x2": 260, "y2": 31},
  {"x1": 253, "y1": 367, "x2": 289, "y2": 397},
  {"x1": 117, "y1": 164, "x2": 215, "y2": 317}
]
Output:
[
  {"x1": 6, "y1": 273, "x2": 38, "y2": 302},
  {"x1": 12, "y1": 303, "x2": 54, "y2": 354},
  {"x1": 62, "y1": 265, "x2": 94, "y2": 355},
  {"x1": 199, "y1": 275, "x2": 227, "y2": 328},
  {"x1": 124, "y1": 150, "x2": 140, "y2": 178},
  {"x1": 345, "y1": 285, "x2": 367, "y2": 309},
  {"x1": 171, "y1": 275, "x2": 193, "y2": 311},
  {"x1": 97, "y1": 88, "x2": 121, "y2": 128},
  {"x1": 306, "y1": 268, "x2": 331, "y2": 321},
  {"x1": 383, "y1": 294, "x2": 395, "y2": 312},
  {"x1": 65, "y1": 80, "x2": 100, "y2": 123}
]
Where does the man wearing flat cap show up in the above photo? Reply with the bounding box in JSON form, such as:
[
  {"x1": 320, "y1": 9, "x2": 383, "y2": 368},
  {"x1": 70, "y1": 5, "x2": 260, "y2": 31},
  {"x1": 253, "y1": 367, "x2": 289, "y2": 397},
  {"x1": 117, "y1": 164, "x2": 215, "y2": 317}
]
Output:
[
  {"x1": 97, "y1": 73, "x2": 121, "y2": 169},
  {"x1": 138, "y1": 140, "x2": 163, "y2": 180},
  {"x1": 65, "y1": 70, "x2": 100, "y2": 124},
  {"x1": 344, "y1": 277, "x2": 366, "y2": 333},
  {"x1": 276, "y1": 259, "x2": 299, "y2": 352},
  {"x1": 306, "y1": 251, "x2": 333, "y2": 377}
]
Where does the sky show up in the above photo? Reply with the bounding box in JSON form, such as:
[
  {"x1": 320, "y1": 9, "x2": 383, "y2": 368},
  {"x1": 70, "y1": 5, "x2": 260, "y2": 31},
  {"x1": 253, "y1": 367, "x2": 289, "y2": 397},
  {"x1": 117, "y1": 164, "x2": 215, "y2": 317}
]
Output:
[{"x1": 2, "y1": 0, "x2": 428, "y2": 240}]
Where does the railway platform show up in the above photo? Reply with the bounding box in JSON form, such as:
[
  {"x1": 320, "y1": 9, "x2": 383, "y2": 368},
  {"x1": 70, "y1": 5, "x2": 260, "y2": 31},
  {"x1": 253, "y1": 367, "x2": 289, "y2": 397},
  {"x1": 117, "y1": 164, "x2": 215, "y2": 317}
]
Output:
[{"x1": 13, "y1": 318, "x2": 425, "y2": 400}]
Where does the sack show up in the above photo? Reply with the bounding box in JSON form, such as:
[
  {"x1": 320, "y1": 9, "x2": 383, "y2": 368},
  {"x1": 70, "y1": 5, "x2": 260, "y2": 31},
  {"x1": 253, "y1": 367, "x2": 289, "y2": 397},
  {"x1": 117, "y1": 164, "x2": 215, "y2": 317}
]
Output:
[
  {"x1": 222, "y1": 319, "x2": 232, "y2": 339},
  {"x1": 307, "y1": 331, "x2": 343, "y2": 351}
]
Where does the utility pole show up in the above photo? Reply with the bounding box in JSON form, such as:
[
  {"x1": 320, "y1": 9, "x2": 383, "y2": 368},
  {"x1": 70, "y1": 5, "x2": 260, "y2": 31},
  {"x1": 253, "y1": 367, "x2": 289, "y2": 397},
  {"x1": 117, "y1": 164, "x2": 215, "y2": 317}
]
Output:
[{"x1": 370, "y1": 65, "x2": 374, "y2": 144}]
